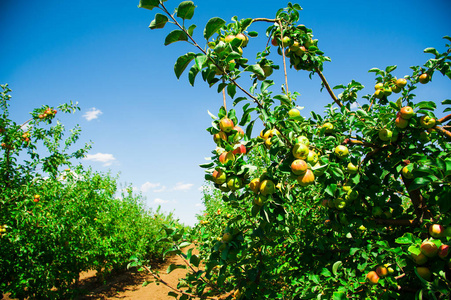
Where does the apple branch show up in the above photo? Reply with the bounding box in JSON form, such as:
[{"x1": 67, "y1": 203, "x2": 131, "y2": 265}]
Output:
[
  {"x1": 402, "y1": 177, "x2": 433, "y2": 223},
  {"x1": 278, "y1": 20, "x2": 290, "y2": 97},
  {"x1": 438, "y1": 113, "x2": 451, "y2": 124},
  {"x1": 434, "y1": 125, "x2": 451, "y2": 139}
]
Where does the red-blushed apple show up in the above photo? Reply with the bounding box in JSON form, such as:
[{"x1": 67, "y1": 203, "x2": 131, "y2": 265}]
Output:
[
  {"x1": 271, "y1": 37, "x2": 278, "y2": 46},
  {"x1": 219, "y1": 151, "x2": 235, "y2": 164},
  {"x1": 379, "y1": 128, "x2": 393, "y2": 141},
  {"x1": 395, "y1": 116, "x2": 409, "y2": 129},
  {"x1": 291, "y1": 159, "x2": 308, "y2": 175},
  {"x1": 222, "y1": 232, "x2": 233, "y2": 243},
  {"x1": 212, "y1": 169, "x2": 227, "y2": 184},
  {"x1": 292, "y1": 143, "x2": 309, "y2": 159},
  {"x1": 213, "y1": 131, "x2": 227, "y2": 144},
  {"x1": 233, "y1": 126, "x2": 245, "y2": 140},
  {"x1": 429, "y1": 224, "x2": 444, "y2": 238},
  {"x1": 224, "y1": 35, "x2": 236, "y2": 43},
  {"x1": 400, "y1": 106, "x2": 414, "y2": 119},
  {"x1": 249, "y1": 178, "x2": 261, "y2": 193},
  {"x1": 366, "y1": 271, "x2": 379, "y2": 285},
  {"x1": 438, "y1": 244, "x2": 449, "y2": 259},
  {"x1": 376, "y1": 266, "x2": 388, "y2": 277},
  {"x1": 418, "y1": 73, "x2": 430, "y2": 84},
  {"x1": 253, "y1": 195, "x2": 266, "y2": 206},
  {"x1": 396, "y1": 78, "x2": 407, "y2": 88},
  {"x1": 334, "y1": 145, "x2": 349, "y2": 159},
  {"x1": 416, "y1": 267, "x2": 432, "y2": 281},
  {"x1": 297, "y1": 169, "x2": 315, "y2": 187},
  {"x1": 219, "y1": 118, "x2": 234, "y2": 133},
  {"x1": 411, "y1": 252, "x2": 428, "y2": 265},
  {"x1": 420, "y1": 115, "x2": 436, "y2": 129},
  {"x1": 420, "y1": 240, "x2": 438, "y2": 257},
  {"x1": 260, "y1": 179, "x2": 276, "y2": 195},
  {"x1": 232, "y1": 144, "x2": 247, "y2": 155}
]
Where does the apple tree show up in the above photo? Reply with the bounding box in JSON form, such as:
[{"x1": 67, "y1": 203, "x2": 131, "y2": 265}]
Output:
[{"x1": 139, "y1": 1, "x2": 451, "y2": 299}]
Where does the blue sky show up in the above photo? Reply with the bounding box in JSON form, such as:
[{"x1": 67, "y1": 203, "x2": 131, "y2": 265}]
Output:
[{"x1": 1, "y1": 0, "x2": 450, "y2": 226}]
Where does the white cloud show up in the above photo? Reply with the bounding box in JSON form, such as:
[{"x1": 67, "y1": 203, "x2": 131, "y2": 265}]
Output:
[
  {"x1": 173, "y1": 182, "x2": 194, "y2": 191},
  {"x1": 141, "y1": 182, "x2": 161, "y2": 193},
  {"x1": 83, "y1": 107, "x2": 103, "y2": 121},
  {"x1": 83, "y1": 153, "x2": 116, "y2": 166},
  {"x1": 154, "y1": 186, "x2": 167, "y2": 193},
  {"x1": 195, "y1": 202, "x2": 203, "y2": 207},
  {"x1": 154, "y1": 198, "x2": 169, "y2": 204},
  {"x1": 350, "y1": 102, "x2": 359, "y2": 110}
]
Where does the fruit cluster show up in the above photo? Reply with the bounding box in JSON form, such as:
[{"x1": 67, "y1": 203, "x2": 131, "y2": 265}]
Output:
[
  {"x1": 0, "y1": 224, "x2": 7, "y2": 237},
  {"x1": 366, "y1": 264, "x2": 394, "y2": 285},
  {"x1": 33, "y1": 194, "x2": 40, "y2": 203},
  {"x1": 37, "y1": 107, "x2": 57, "y2": 120}
]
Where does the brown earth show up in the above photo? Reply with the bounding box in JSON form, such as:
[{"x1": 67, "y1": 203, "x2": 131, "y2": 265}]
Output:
[{"x1": 2, "y1": 247, "x2": 197, "y2": 300}]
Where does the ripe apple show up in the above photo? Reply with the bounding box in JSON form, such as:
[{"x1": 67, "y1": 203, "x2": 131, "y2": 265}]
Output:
[
  {"x1": 322, "y1": 122, "x2": 334, "y2": 133},
  {"x1": 212, "y1": 169, "x2": 227, "y2": 184},
  {"x1": 292, "y1": 143, "x2": 309, "y2": 159},
  {"x1": 391, "y1": 85, "x2": 401, "y2": 93},
  {"x1": 347, "y1": 162, "x2": 359, "y2": 174},
  {"x1": 334, "y1": 145, "x2": 349, "y2": 159},
  {"x1": 281, "y1": 36, "x2": 291, "y2": 46},
  {"x1": 222, "y1": 232, "x2": 233, "y2": 243},
  {"x1": 438, "y1": 244, "x2": 450, "y2": 259},
  {"x1": 213, "y1": 132, "x2": 227, "y2": 144},
  {"x1": 224, "y1": 34, "x2": 236, "y2": 43},
  {"x1": 374, "y1": 89, "x2": 385, "y2": 99},
  {"x1": 233, "y1": 126, "x2": 245, "y2": 140},
  {"x1": 219, "y1": 118, "x2": 234, "y2": 132},
  {"x1": 401, "y1": 165, "x2": 414, "y2": 179},
  {"x1": 227, "y1": 176, "x2": 243, "y2": 191},
  {"x1": 383, "y1": 87, "x2": 392, "y2": 97},
  {"x1": 249, "y1": 178, "x2": 261, "y2": 193},
  {"x1": 366, "y1": 271, "x2": 379, "y2": 285},
  {"x1": 374, "y1": 82, "x2": 384, "y2": 90},
  {"x1": 429, "y1": 224, "x2": 444, "y2": 238},
  {"x1": 418, "y1": 73, "x2": 430, "y2": 84},
  {"x1": 378, "y1": 128, "x2": 393, "y2": 141},
  {"x1": 416, "y1": 267, "x2": 431, "y2": 281},
  {"x1": 288, "y1": 108, "x2": 301, "y2": 118},
  {"x1": 235, "y1": 33, "x2": 248, "y2": 47},
  {"x1": 219, "y1": 151, "x2": 235, "y2": 164},
  {"x1": 291, "y1": 159, "x2": 308, "y2": 175},
  {"x1": 395, "y1": 116, "x2": 409, "y2": 129},
  {"x1": 400, "y1": 106, "x2": 414, "y2": 119},
  {"x1": 306, "y1": 150, "x2": 318, "y2": 165},
  {"x1": 271, "y1": 37, "x2": 278, "y2": 46},
  {"x1": 232, "y1": 144, "x2": 247, "y2": 155},
  {"x1": 376, "y1": 266, "x2": 388, "y2": 277},
  {"x1": 420, "y1": 240, "x2": 438, "y2": 257},
  {"x1": 253, "y1": 195, "x2": 266, "y2": 206},
  {"x1": 260, "y1": 179, "x2": 276, "y2": 195},
  {"x1": 294, "y1": 135, "x2": 309, "y2": 147},
  {"x1": 396, "y1": 78, "x2": 407, "y2": 88},
  {"x1": 297, "y1": 169, "x2": 315, "y2": 187},
  {"x1": 419, "y1": 115, "x2": 436, "y2": 129},
  {"x1": 411, "y1": 252, "x2": 428, "y2": 265}
]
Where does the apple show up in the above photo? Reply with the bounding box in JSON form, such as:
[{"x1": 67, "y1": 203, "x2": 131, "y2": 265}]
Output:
[
  {"x1": 249, "y1": 178, "x2": 260, "y2": 193},
  {"x1": 292, "y1": 143, "x2": 309, "y2": 159},
  {"x1": 376, "y1": 266, "x2": 388, "y2": 277},
  {"x1": 346, "y1": 189, "x2": 359, "y2": 201},
  {"x1": 227, "y1": 176, "x2": 243, "y2": 191},
  {"x1": 219, "y1": 118, "x2": 234, "y2": 132},
  {"x1": 212, "y1": 169, "x2": 227, "y2": 184},
  {"x1": 260, "y1": 179, "x2": 276, "y2": 195},
  {"x1": 372, "y1": 206, "x2": 383, "y2": 217},
  {"x1": 295, "y1": 46, "x2": 307, "y2": 56},
  {"x1": 411, "y1": 252, "x2": 428, "y2": 265},
  {"x1": 429, "y1": 224, "x2": 444, "y2": 238},
  {"x1": 222, "y1": 232, "x2": 233, "y2": 243},
  {"x1": 395, "y1": 116, "x2": 409, "y2": 129},
  {"x1": 400, "y1": 106, "x2": 414, "y2": 119},
  {"x1": 347, "y1": 162, "x2": 359, "y2": 174},
  {"x1": 271, "y1": 37, "x2": 278, "y2": 46},
  {"x1": 420, "y1": 116, "x2": 436, "y2": 129},
  {"x1": 288, "y1": 108, "x2": 301, "y2": 118},
  {"x1": 334, "y1": 199, "x2": 346, "y2": 210},
  {"x1": 224, "y1": 34, "x2": 236, "y2": 43},
  {"x1": 401, "y1": 165, "x2": 414, "y2": 179},
  {"x1": 419, "y1": 131, "x2": 430, "y2": 143},
  {"x1": 416, "y1": 267, "x2": 431, "y2": 281},
  {"x1": 383, "y1": 87, "x2": 392, "y2": 97},
  {"x1": 418, "y1": 73, "x2": 430, "y2": 84},
  {"x1": 281, "y1": 36, "x2": 291, "y2": 46},
  {"x1": 264, "y1": 138, "x2": 272, "y2": 149},
  {"x1": 374, "y1": 82, "x2": 384, "y2": 90},
  {"x1": 291, "y1": 159, "x2": 308, "y2": 175},
  {"x1": 391, "y1": 85, "x2": 401, "y2": 93},
  {"x1": 374, "y1": 89, "x2": 385, "y2": 99},
  {"x1": 233, "y1": 126, "x2": 245, "y2": 140},
  {"x1": 262, "y1": 65, "x2": 273, "y2": 77},
  {"x1": 306, "y1": 150, "x2": 318, "y2": 165},
  {"x1": 334, "y1": 145, "x2": 349, "y2": 159},
  {"x1": 366, "y1": 271, "x2": 379, "y2": 285},
  {"x1": 396, "y1": 78, "x2": 407, "y2": 88},
  {"x1": 378, "y1": 128, "x2": 393, "y2": 141},
  {"x1": 289, "y1": 41, "x2": 300, "y2": 52},
  {"x1": 420, "y1": 240, "x2": 438, "y2": 257},
  {"x1": 235, "y1": 33, "x2": 248, "y2": 47},
  {"x1": 213, "y1": 132, "x2": 227, "y2": 144},
  {"x1": 219, "y1": 151, "x2": 235, "y2": 164},
  {"x1": 294, "y1": 135, "x2": 309, "y2": 147},
  {"x1": 438, "y1": 244, "x2": 450, "y2": 259},
  {"x1": 253, "y1": 195, "x2": 266, "y2": 206},
  {"x1": 232, "y1": 144, "x2": 247, "y2": 155},
  {"x1": 322, "y1": 122, "x2": 334, "y2": 133},
  {"x1": 297, "y1": 169, "x2": 315, "y2": 187}
]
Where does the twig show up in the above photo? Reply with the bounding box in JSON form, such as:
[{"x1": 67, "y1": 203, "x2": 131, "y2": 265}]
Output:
[
  {"x1": 314, "y1": 67, "x2": 345, "y2": 109},
  {"x1": 278, "y1": 20, "x2": 289, "y2": 97}
]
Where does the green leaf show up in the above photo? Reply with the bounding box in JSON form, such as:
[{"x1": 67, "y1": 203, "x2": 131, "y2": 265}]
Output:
[
  {"x1": 332, "y1": 261, "x2": 342, "y2": 276},
  {"x1": 149, "y1": 13, "x2": 169, "y2": 29},
  {"x1": 233, "y1": 97, "x2": 247, "y2": 106},
  {"x1": 174, "y1": 52, "x2": 196, "y2": 79},
  {"x1": 385, "y1": 65, "x2": 397, "y2": 73},
  {"x1": 245, "y1": 64, "x2": 264, "y2": 76},
  {"x1": 187, "y1": 24, "x2": 196, "y2": 36},
  {"x1": 320, "y1": 268, "x2": 332, "y2": 277},
  {"x1": 164, "y1": 30, "x2": 188, "y2": 46},
  {"x1": 179, "y1": 241, "x2": 191, "y2": 248},
  {"x1": 194, "y1": 54, "x2": 207, "y2": 71},
  {"x1": 408, "y1": 176, "x2": 432, "y2": 191},
  {"x1": 248, "y1": 31, "x2": 258, "y2": 37},
  {"x1": 227, "y1": 83, "x2": 237, "y2": 99},
  {"x1": 368, "y1": 67, "x2": 381, "y2": 73},
  {"x1": 415, "y1": 101, "x2": 436, "y2": 111},
  {"x1": 273, "y1": 94, "x2": 291, "y2": 106},
  {"x1": 424, "y1": 47, "x2": 439, "y2": 57},
  {"x1": 138, "y1": 0, "x2": 160, "y2": 10},
  {"x1": 188, "y1": 64, "x2": 199, "y2": 86},
  {"x1": 204, "y1": 17, "x2": 226, "y2": 40},
  {"x1": 395, "y1": 232, "x2": 415, "y2": 244},
  {"x1": 176, "y1": 1, "x2": 195, "y2": 20},
  {"x1": 333, "y1": 292, "x2": 346, "y2": 300}
]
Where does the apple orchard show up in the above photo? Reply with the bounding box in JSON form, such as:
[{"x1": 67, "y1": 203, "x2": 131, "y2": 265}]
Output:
[{"x1": 137, "y1": 0, "x2": 451, "y2": 299}]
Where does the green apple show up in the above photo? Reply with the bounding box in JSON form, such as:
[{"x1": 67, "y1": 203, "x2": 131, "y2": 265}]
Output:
[
  {"x1": 401, "y1": 165, "x2": 414, "y2": 179},
  {"x1": 253, "y1": 195, "x2": 266, "y2": 206},
  {"x1": 416, "y1": 267, "x2": 432, "y2": 281},
  {"x1": 307, "y1": 150, "x2": 319, "y2": 165},
  {"x1": 294, "y1": 135, "x2": 309, "y2": 147},
  {"x1": 260, "y1": 179, "x2": 276, "y2": 195},
  {"x1": 222, "y1": 232, "x2": 233, "y2": 243},
  {"x1": 334, "y1": 145, "x2": 349, "y2": 159},
  {"x1": 212, "y1": 169, "x2": 227, "y2": 184},
  {"x1": 322, "y1": 122, "x2": 334, "y2": 133},
  {"x1": 379, "y1": 128, "x2": 393, "y2": 141},
  {"x1": 227, "y1": 176, "x2": 243, "y2": 191},
  {"x1": 347, "y1": 189, "x2": 359, "y2": 201},
  {"x1": 213, "y1": 131, "x2": 228, "y2": 144},
  {"x1": 235, "y1": 33, "x2": 248, "y2": 47},
  {"x1": 374, "y1": 82, "x2": 384, "y2": 90},
  {"x1": 420, "y1": 115, "x2": 436, "y2": 128},
  {"x1": 249, "y1": 178, "x2": 260, "y2": 193},
  {"x1": 347, "y1": 162, "x2": 359, "y2": 174},
  {"x1": 288, "y1": 108, "x2": 301, "y2": 118},
  {"x1": 396, "y1": 78, "x2": 407, "y2": 88},
  {"x1": 374, "y1": 89, "x2": 385, "y2": 99},
  {"x1": 292, "y1": 143, "x2": 309, "y2": 159},
  {"x1": 418, "y1": 73, "x2": 430, "y2": 84}
]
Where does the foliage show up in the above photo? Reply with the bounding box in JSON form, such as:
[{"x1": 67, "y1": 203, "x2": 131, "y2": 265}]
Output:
[
  {"x1": 0, "y1": 84, "x2": 184, "y2": 299},
  {"x1": 140, "y1": 1, "x2": 451, "y2": 299}
]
